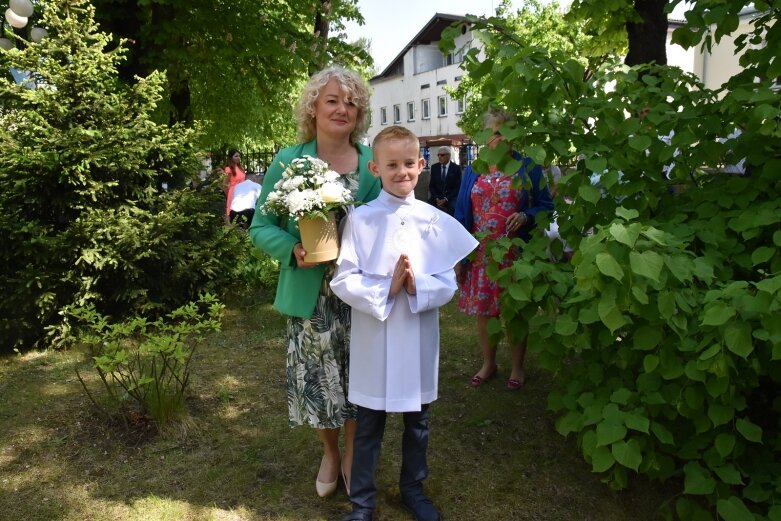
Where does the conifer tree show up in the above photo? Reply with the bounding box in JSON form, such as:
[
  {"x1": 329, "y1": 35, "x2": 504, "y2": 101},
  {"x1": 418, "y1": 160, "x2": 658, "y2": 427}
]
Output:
[{"x1": 0, "y1": 0, "x2": 240, "y2": 350}]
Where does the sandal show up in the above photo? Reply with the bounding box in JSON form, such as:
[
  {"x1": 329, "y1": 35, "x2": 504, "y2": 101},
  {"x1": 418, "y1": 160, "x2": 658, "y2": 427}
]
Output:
[
  {"x1": 470, "y1": 365, "x2": 498, "y2": 387},
  {"x1": 506, "y1": 375, "x2": 526, "y2": 391}
]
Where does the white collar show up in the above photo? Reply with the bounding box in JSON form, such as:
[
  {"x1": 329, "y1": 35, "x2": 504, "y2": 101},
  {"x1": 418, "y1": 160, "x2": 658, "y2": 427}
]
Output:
[{"x1": 377, "y1": 189, "x2": 416, "y2": 208}]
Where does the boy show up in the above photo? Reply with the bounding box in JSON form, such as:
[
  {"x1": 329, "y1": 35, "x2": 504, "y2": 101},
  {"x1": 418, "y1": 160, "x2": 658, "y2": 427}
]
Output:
[{"x1": 330, "y1": 126, "x2": 478, "y2": 521}]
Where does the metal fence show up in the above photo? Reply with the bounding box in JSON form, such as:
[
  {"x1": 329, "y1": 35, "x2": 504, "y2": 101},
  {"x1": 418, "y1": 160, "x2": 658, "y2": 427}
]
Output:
[{"x1": 211, "y1": 147, "x2": 279, "y2": 176}]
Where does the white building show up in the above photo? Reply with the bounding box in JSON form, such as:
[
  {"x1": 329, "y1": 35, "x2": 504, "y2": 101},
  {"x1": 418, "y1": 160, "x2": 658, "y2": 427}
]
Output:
[{"x1": 367, "y1": 14, "x2": 475, "y2": 167}]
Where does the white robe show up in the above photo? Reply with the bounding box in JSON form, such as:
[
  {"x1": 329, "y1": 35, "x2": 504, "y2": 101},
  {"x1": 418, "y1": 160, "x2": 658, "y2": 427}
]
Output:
[{"x1": 330, "y1": 190, "x2": 478, "y2": 412}]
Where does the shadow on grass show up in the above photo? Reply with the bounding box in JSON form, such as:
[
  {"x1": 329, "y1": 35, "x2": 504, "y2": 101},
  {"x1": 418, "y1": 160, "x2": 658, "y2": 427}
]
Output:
[{"x1": 0, "y1": 288, "x2": 675, "y2": 521}]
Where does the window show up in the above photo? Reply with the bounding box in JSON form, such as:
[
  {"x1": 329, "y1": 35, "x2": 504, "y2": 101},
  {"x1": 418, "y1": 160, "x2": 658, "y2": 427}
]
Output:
[
  {"x1": 393, "y1": 104, "x2": 401, "y2": 123},
  {"x1": 437, "y1": 95, "x2": 447, "y2": 117},
  {"x1": 436, "y1": 79, "x2": 447, "y2": 86},
  {"x1": 407, "y1": 101, "x2": 415, "y2": 122},
  {"x1": 456, "y1": 97, "x2": 466, "y2": 114},
  {"x1": 443, "y1": 52, "x2": 454, "y2": 66},
  {"x1": 380, "y1": 107, "x2": 387, "y2": 125},
  {"x1": 420, "y1": 83, "x2": 430, "y2": 89},
  {"x1": 422, "y1": 99, "x2": 430, "y2": 120}
]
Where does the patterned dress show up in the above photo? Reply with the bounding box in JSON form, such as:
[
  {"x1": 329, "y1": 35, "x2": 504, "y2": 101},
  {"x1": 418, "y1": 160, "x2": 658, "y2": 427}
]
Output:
[
  {"x1": 458, "y1": 169, "x2": 523, "y2": 317},
  {"x1": 286, "y1": 170, "x2": 360, "y2": 429}
]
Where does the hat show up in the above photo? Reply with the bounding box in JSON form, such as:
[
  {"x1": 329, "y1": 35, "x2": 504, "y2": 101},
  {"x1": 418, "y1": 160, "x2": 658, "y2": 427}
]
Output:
[{"x1": 437, "y1": 146, "x2": 452, "y2": 156}]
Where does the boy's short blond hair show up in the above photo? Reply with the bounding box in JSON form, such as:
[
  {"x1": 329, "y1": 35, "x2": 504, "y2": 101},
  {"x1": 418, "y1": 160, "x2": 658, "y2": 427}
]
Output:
[{"x1": 372, "y1": 125, "x2": 420, "y2": 155}]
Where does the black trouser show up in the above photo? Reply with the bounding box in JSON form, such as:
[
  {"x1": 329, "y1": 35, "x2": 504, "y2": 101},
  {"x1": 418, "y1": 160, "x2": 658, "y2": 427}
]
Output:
[
  {"x1": 229, "y1": 208, "x2": 254, "y2": 229},
  {"x1": 349, "y1": 404, "x2": 430, "y2": 513}
]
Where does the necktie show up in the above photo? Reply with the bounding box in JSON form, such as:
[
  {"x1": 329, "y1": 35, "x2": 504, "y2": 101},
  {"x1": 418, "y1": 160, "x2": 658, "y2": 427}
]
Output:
[{"x1": 442, "y1": 164, "x2": 448, "y2": 184}]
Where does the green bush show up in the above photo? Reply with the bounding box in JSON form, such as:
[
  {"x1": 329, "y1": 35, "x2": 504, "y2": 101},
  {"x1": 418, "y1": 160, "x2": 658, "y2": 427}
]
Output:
[
  {"x1": 443, "y1": 7, "x2": 780, "y2": 519},
  {"x1": 235, "y1": 247, "x2": 281, "y2": 291},
  {"x1": 73, "y1": 294, "x2": 224, "y2": 431}
]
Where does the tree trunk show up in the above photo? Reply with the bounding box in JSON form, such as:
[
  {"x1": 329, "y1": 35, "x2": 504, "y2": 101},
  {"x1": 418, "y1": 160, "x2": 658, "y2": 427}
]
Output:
[
  {"x1": 169, "y1": 79, "x2": 192, "y2": 126},
  {"x1": 310, "y1": 0, "x2": 332, "y2": 75},
  {"x1": 625, "y1": 0, "x2": 669, "y2": 66}
]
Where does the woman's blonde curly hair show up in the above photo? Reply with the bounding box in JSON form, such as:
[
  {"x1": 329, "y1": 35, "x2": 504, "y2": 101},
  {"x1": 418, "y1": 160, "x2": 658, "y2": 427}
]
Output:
[{"x1": 295, "y1": 66, "x2": 371, "y2": 146}]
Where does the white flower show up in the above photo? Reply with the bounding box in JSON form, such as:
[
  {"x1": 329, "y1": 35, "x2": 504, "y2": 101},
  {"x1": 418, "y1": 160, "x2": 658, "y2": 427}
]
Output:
[
  {"x1": 319, "y1": 182, "x2": 346, "y2": 203},
  {"x1": 261, "y1": 155, "x2": 354, "y2": 219}
]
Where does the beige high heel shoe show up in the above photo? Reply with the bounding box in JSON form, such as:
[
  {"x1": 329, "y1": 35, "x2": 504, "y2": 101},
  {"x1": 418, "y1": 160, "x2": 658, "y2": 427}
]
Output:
[
  {"x1": 315, "y1": 456, "x2": 338, "y2": 498},
  {"x1": 341, "y1": 461, "x2": 351, "y2": 497}
]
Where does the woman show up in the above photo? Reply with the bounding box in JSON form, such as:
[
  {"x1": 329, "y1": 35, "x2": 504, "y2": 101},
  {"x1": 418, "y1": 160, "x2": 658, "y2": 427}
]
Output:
[
  {"x1": 454, "y1": 110, "x2": 553, "y2": 391},
  {"x1": 224, "y1": 149, "x2": 246, "y2": 220},
  {"x1": 249, "y1": 66, "x2": 381, "y2": 498}
]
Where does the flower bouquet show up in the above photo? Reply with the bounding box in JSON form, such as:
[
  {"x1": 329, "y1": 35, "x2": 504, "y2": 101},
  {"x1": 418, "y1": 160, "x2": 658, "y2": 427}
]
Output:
[{"x1": 261, "y1": 155, "x2": 353, "y2": 262}]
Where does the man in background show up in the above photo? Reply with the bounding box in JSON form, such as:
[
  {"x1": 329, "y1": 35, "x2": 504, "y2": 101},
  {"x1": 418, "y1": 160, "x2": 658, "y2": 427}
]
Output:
[{"x1": 427, "y1": 146, "x2": 461, "y2": 216}]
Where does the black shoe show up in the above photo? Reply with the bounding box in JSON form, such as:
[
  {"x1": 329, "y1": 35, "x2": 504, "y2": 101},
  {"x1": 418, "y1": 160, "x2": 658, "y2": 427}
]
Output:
[
  {"x1": 401, "y1": 493, "x2": 441, "y2": 521},
  {"x1": 340, "y1": 509, "x2": 374, "y2": 521}
]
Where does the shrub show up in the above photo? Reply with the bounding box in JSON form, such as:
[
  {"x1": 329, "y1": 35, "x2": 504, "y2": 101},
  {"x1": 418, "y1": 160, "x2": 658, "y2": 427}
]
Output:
[
  {"x1": 74, "y1": 294, "x2": 224, "y2": 431},
  {"x1": 444, "y1": 7, "x2": 780, "y2": 519}
]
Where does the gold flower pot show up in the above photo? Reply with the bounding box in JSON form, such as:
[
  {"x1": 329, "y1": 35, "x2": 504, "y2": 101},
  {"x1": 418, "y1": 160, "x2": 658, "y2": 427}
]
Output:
[{"x1": 298, "y1": 211, "x2": 339, "y2": 263}]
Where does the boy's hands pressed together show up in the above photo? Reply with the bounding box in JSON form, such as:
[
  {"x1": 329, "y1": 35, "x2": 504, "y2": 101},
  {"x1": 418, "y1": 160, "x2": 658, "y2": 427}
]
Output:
[
  {"x1": 390, "y1": 254, "x2": 415, "y2": 297},
  {"x1": 403, "y1": 259, "x2": 416, "y2": 296}
]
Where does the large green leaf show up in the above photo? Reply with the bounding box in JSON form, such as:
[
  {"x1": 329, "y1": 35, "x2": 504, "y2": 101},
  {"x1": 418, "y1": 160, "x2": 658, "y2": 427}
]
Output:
[
  {"x1": 716, "y1": 496, "x2": 754, "y2": 521},
  {"x1": 628, "y1": 135, "x2": 653, "y2": 151},
  {"x1": 756, "y1": 275, "x2": 781, "y2": 295},
  {"x1": 701, "y1": 303, "x2": 736, "y2": 326},
  {"x1": 713, "y1": 464, "x2": 744, "y2": 485},
  {"x1": 664, "y1": 255, "x2": 693, "y2": 283},
  {"x1": 633, "y1": 326, "x2": 662, "y2": 350},
  {"x1": 590, "y1": 445, "x2": 615, "y2": 472},
  {"x1": 616, "y1": 207, "x2": 639, "y2": 221},
  {"x1": 724, "y1": 322, "x2": 754, "y2": 358},
  {"x1": 624, "y1": 413, "x2": 650, "y2": 434},
  {"x1": 629, "y1": 251, "x2": 663, "y2": 282},
  {"x1": 596, "y1": 252, "x2": 625, "y2": 281},
  {"x1": 736, "y1": 418, "x2": 762, "y2": 443},
  {"x1": 751, "y1": 246, "x2": 776, "y2": 266},
  {"x1": 610, "y1": 388, "x2": 632, "y2": 405},
  {"x1": 598, "y1": 294, "x2": 629, "y2": 333},
  {"x1": 508, "y1": 280, "x2": 532, "y2": 302},
  {"x1": 611, "y1": 439, "x2": 642, "y2": 471},
  {"x1": 586, "y1": 156, "x2": 608, "y2": 173},
  {"x1": 683, "y1": 462, "x2": 716, "y2": 495},
  {"x1": 609, "y1": 222, "x2": 641, "y2": 247},
  {"x1": 596, "y1": 420, "x2": 627, "y2": 447},
  {"x1": 715, "y1": 433, "x2": 736, "y2": 458},
  {"x1": 526, "y1": 145, "x2": 547, "y2": 165},
  {"x1": 554, "y1": 314, "x2": 578, "y2": 336},
  {"x1": 643, "y1": 354, "x2": 659, "y2": 373},
  {"x1": 578, "y1": 184, "x2": 602, "y2": 205},
  {"x1": 708, "y1": 402, "x2": 734, "y2": 427},
  {"x1": 631, "y1": 285, "x2": 649, "y2": 304},
  {"x1": 651, "y1": 421, "x2": 674, "y2": 445},
  {"x1": 555, "y1": 410, "x2": 582, "y2": 436}
]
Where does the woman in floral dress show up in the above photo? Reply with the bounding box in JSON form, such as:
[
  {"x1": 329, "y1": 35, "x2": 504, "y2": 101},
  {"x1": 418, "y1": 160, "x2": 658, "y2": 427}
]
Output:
[
  {"x1": 249, "y1": 67, "x2": 381, "y2": 497},
  {"x1": 454, "y1": 110, "x2": 553, "y2": 390}
]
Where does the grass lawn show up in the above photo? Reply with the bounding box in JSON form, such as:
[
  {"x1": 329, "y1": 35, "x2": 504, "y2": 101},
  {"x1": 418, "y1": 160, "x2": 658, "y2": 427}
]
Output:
[{"x1": 0, "y1": 288, "x2": 674, "y2": 520}]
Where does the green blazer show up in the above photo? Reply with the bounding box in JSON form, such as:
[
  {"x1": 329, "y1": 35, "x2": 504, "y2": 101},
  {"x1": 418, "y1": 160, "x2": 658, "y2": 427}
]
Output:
[{"x1": 249, "y1": 139, "x2": 381, "y2": 319}]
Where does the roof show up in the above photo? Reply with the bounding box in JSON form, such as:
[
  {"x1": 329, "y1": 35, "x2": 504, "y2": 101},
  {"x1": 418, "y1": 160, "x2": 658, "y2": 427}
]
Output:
[{"x1": 371, "y1": 13, "x2": 467, "y2": 80}]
